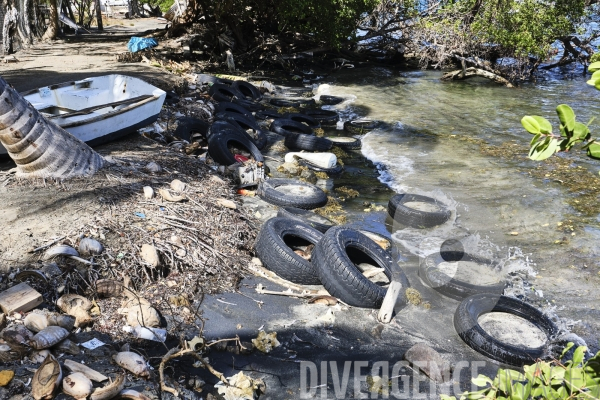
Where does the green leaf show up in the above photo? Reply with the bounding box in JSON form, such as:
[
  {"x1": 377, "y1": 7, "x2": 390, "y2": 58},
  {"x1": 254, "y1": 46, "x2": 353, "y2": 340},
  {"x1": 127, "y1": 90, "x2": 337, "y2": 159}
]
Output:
[
  {"x1": 589, "y1": 61, "x2": 600, "y2": 72},
  {"x1": 530, "y1": 133, "x2": 542, "y2": 146},
  {"x1": 572, "y1": 122, "x2": 590, "y2": 141},
  {"x1": 531, "y1": 116, "x2": 553, "y2": 134},
  {"x1": 565, "y1": 367, "x2": 585, "y2": 392},
  {"x1": 529, "y1": 138, "x2": 560, "y2": 161},
  {"x1": 559, "y1": 124, "x2": 567, "y2": 137},
  {"x1": 556, "y1": 104, "x2": 576, "y2": 132},
  {"x1": 587, "y1": 142, "x2": 600, "y2": 159},
  {"x1": 472, "y1": 374, "x2": 493, "y2": 387},
  {"x1": 582, "y1": 138, "x2": 597, "y2": 150},
  {"x1": 591, "y1": 70, "x2": 600, "y2": 81},
  {"x1": 521, "y1": 116, "x2": 542, "y2": 134},
  {"x1": 497, "y1": 369, "x2": 511, "y2": 392},
  {"x1": 572, "y1": 346, "x2": 587, "y2": 365},
  {"x1": 510, "y1": 382, "x2": 530, "y2": 400},
  {"x1": 464, "y1": 388, "x2": 488, "y2": 399},
  {"x1": 440, "y1": 395, "x2": 457, "y2": 400},
  {"x1": 560, "y1": 343, "x2": 575, "y2": 359},
  {"x1": 550, "y1": 365, "x2": 566, "y2": 383}
]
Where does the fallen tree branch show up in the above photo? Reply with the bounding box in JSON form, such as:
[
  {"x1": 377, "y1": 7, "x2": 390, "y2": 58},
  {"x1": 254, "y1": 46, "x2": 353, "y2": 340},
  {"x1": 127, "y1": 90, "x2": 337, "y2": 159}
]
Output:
[
  {"x1": 441, "y1": 67, "x2": 514, "y2": 87},
  {"x1": 158, "y1": 340, "x2": 233, "y2": 396}
]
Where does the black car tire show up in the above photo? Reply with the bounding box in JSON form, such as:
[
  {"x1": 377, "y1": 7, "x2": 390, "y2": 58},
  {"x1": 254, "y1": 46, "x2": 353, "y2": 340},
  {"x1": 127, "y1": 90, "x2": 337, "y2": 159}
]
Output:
[
  {"x1": 270, "y1": 97, "x2": 316, "y2": 107},
  {"x1": 270, "y1": 119, "x2": 313, "y2": 137},
  {"x1": 207, "y1": 126, "x2": 264, "y2": 166},
  {"x1": 214, "y1": 112, "x2": 266, "y2": 150},
  {"x1": 284, "y1": 113, "x2": 321, "y2": 129},
  {"x1": 209, "y1": 83, "x2": 244, "y2": 102},
  {"x1": 325, "y1": 136, "x2": 362, "y2": 150},
  {"x1": 215, "y1": 101, "x2": 253, "y2": 119},
  {"x1": 387, "y1": 193, "x2": 451, "y2": 229},
  {"x1": 312, "y1": 226, "x2": 410, "y2": 308},
  {"x1": 174, "y1": 117, "x2": 209, "y2": 141},
  {"x1": 344, "y1": 119, "x2": 380, "y2": 134},
  {"x1": 254, "y1": 217, "x2": 323, "y2": 285},
  {"x1": 233, "y1": 97, "x2": 265, "y2": 112},
  {"x1": 284, "y1": 134, "x2": 333, "y2": 152},
  {"x1": 277, "y1": 207, "x2": 335, "y2": 233},
  {"x1": 257, "y1": 178, "x2": 328, "y2": 210},
  {"x1": 302, "y1": 109, "x2": 339, "y2": 126},
  {"x1": 419, "y1": 253, "x2": 506, "y2": 301},
  {"x1": 255, "y1": 110, "x2": 285, "y2": 121},
  {"x1": 454, "y1": 294, "x2": 558, "y2": 366},
  {"x1": 232, "y1": 81, "x2": 262, "y2": 100}
]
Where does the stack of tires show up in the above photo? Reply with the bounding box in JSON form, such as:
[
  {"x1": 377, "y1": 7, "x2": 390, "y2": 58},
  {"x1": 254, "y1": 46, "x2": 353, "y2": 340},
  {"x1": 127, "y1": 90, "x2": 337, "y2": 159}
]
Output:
[
  {"x1": 255, "y1": 215, "x2": 410, "y2": 309},
  {"x1": 254, "y1": 177, "x2": 410, "y2": 308},
  {"x1": 176, "y1": 78, "x2": 270, "y2": 170}
]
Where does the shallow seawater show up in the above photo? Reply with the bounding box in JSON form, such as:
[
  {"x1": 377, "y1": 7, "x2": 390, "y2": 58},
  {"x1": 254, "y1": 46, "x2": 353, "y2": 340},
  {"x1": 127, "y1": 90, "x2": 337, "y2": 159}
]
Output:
[{"x1": 314, "y1": 68, "x2": 600, "y2": 350}]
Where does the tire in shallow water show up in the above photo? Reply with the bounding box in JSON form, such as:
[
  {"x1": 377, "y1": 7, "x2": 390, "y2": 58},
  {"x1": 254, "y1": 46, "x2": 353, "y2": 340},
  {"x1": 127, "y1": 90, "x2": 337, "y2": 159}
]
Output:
[
  {"x1": 257, "y1": 178, "x2": 327, "y2": 210},
  {"x1": 297, "y1": 159, "x2": 343, "y2": 175},
  {"x1": 387, "y1": 193, "x2": 451, "y2": 229},
  {"x1": 319, "y1": 95, "x2": 345, "y2": 105},
  {"x1": 254, "y1": 217, "x2": 323, "y2": 285},
  {"x1": 344, "y1": 119, "x2": 380, "y2": 134},
  {"x1": 312, "y1": 226, "x2": 410, "y2": 308},
  {"x1": 215, "y1": 101, "x2": 253, "y2": 119},
  {"x1": 454, "y1": 293, "x2": 558, "y2": 366},
  {"x1": 325, "y1": 136, "x2": 361, "y2": 150},
  {"x1": 284, "y1": 133, "x2": 332, "y2": 152},
  {"x1": 174, "y1": 117, "x2": 209, "y2": 141},
  {"x1": 419, "y1": 253, "x2": 506, "y2": 301},
  {"x1": 302, "y1": 109, "x2": 339, "y2": 126},
  {"x1": 232, "y1": 81, "x2": 262, "y2": 100},
  {"x1": 269, "y1": 118, "x2": 313, "y2": 137},
  {"x1": 270, "y1": 97, "x2": 315, "y2": 107},
  {"x1": 277, "y1": 207, "x2": 335, "y2": 233},
  {"x1": 207, "y1": 125, "x2": 264, "y2": 166}
]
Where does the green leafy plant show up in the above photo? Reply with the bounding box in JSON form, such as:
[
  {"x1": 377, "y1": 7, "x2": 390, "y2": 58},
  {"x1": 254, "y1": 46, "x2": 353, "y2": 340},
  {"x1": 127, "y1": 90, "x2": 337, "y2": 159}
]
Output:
[
  {"x1": 441, "y1": 344, "x2": 600, "y2": 400},
  {"x1": 522, "y1": 105, "x2": 595, "y2": 160},
  {"x1": 522, "y1": 61, "x2": 600, "y2": 160}
]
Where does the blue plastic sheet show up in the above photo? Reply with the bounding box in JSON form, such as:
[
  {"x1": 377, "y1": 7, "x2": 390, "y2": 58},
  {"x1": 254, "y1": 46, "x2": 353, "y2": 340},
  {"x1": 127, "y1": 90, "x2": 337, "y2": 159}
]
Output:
[{"x1": 127, "y1": 37, "x2": 158, "y2": 53}]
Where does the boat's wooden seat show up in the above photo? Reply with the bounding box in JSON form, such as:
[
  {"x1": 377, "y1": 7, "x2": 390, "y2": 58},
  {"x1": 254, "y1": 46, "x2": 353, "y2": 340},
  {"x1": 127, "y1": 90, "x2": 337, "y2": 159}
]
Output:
[{"x1": 60, "y1": 89, "x2": 111, "y2": 109}]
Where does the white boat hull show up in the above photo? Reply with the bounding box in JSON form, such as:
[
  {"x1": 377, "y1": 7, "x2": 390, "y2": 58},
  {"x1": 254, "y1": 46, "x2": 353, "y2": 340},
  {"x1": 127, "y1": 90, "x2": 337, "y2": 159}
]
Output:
[{"x1": 0, "y1": 74, "x2": 166, "y2": 156}]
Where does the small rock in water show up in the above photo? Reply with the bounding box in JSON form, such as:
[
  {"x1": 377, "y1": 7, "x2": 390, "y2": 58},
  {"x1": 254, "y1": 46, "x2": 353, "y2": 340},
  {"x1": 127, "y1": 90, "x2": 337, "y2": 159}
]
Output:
[
  {"x1": 278, "y1": 162, "x2": 299, "y2": 175},
  {"x1": 404, "y1": 343, "x2": 451, "y2": 383},
  {"x1": 300, "y1": 168, "x2": 317, "y2": 183}
]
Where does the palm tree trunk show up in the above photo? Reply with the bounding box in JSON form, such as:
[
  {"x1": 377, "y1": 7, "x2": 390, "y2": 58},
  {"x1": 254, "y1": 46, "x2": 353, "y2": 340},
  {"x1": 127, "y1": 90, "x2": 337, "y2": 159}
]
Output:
[
  {"x1": 95, "y1": 0, "x2": 104, "y2": 31},
  {"x1": 0, "y1": 76, "x2": 104, "y2": 179},
  {"x1": 42, "y1": 0, "x2": 60, "y2": 41}
]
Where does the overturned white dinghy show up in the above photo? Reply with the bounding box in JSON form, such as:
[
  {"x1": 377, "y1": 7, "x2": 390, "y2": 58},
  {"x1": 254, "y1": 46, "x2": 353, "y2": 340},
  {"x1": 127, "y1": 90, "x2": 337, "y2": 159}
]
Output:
[{"x1": 0, "y1": 74, "x2": 166, "y2": 156}]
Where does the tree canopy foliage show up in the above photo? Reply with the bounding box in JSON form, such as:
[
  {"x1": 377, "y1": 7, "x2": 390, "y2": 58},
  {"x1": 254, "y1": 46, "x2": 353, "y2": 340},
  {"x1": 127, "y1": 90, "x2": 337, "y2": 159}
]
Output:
[{"x1": 410, "y1": 0, "x2": 592, "y2": 81}]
